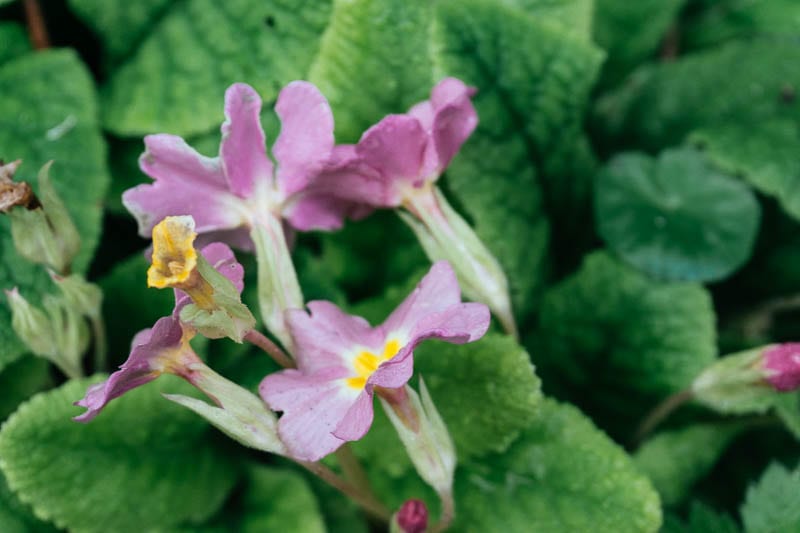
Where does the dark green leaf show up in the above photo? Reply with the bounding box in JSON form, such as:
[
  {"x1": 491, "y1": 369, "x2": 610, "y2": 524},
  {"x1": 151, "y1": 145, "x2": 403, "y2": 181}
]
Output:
[
  {"x1": 741, "y1": 463, "x2": 800, "y2": 533},
  {"x1": 0, "y1": 356, "x2": 51, "y2": 421},
  {"x1": 0, "y1": 23, "x2": 30, "y2": 65}
]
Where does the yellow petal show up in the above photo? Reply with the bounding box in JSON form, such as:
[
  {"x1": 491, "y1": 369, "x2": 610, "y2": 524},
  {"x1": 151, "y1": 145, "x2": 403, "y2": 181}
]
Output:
[{"x1": 147, "y1": 216, "x2": 198, "y2": 288}]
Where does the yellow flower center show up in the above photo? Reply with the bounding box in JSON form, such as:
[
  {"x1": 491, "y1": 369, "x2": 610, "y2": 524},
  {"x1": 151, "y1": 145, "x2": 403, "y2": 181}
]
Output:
[
  {"x1": 346, "y1": 339, "x2": 401, "y2": 389},
  {"x1": 148, "y1": 216, "x2": 199, "y2": 289}
]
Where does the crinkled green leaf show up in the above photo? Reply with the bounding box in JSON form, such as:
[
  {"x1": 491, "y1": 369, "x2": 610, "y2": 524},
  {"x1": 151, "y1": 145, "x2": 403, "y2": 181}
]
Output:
[
  {"x1": 0, "y1": 49, "x2": 109, "y2": 369},
  {"x1": 741, "y1": 463, "x2": 800, "y2": 533},
  {"x1": 0, "y1": 469, "x2": 57, "y2": 533},
  {"x1": 103, "y1": 0, "x2": 332, "y2": 136},
  {"x1": 0, "y1": 356, "x2": 51, "y2": 421},
  {"x1": 432, "y1": 0, "x2": 603, "y2": 320},
  {"x1": 0, "y1": 376, "x2": 238, "y2": 533},
  {"x1": 353, "y1": 333, "x2": 542, "y2": 473},
  {"x1": 67, "y1": 0, "x2": 173, "y2": 63},
  {"x1": 501, "y1": 0, "x2": 593, "y2": 41},
  {"x1": 98, "y1": 252, "x2": 174, "y2": 359},
  {"x1": 662, "y1": 502, "x2": 740, "y2": 533},
  {"x1": 593, "y1": 0, "x2": 685, "y2": 84},
  {"x1": 453, "y1": 398, "x2": 662, "y2": 532},
  {"x1": 0, "y1": 23, "x2": 30, "y2": 65},
  {"x1": 595, "y1": 39, "x2": 800, "y2": 220},
  {"x1": 534, "y1": 251, "x2": 717, "y2": 435},
  {"x1": 308, "y1": 0, "x2": 434, "y2": 143},
  {"x1": 634, "y1": 422, "x2": 746, "y2": 506},
  {"x1": 595, "y1": 147, "x2": 760, "y2": 282}
]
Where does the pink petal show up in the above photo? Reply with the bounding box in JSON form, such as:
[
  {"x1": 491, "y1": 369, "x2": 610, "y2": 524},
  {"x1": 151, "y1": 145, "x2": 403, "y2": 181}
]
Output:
[
  {"x1": 764, "y1": 343, "x2": 800, "y2": 391},
  {"x1": 284, "y1": 194, "x2": 374, "y2": 231},
  {"x1": 368, "y1": 349, "x2": 415, "y2": 389},
  {"x1": 381, "y1": 261, "x2": 462, "y2": 337},
  {"x1": 356, "y1": 114, "x2": 427, "y2": 187},
  {"x1": 220, "y1": 83, "x2": 274, "y2": 198},
  {"x1": 274, "y1": 81, "x2": 335, "y2": 196},
  {"x1": 333, "y1": 390, "x2": 375, "y2": 441},
  {"x1": 410, "y1": 302, "x2": 490, "y2": 345},
  {"x1": 260, "y1": 368, "x2": 361, "y2": 461},
  {"x1": 286, "y1": 301, "x2": 382, "y2": 373},
  {"x1": 429, "y1": 78, "x2": 478, "y2": 171},
  {"x1": 125, "y1": 135, "x2": 245, "y2": 238}
]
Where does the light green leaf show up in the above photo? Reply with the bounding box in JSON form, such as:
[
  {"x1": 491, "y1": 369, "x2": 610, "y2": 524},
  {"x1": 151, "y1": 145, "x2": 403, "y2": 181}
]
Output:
[
  {"x1": 500, "y1": 0, "x2": 594, "y2": 41},
  {"x1": 67, "y1": 0, "x2": 173, "y2": 63},
  {"x1": 595, "y1": 39, "x2": 800, "y2": 220},
  {"x1": 0, "y1": 468, "x2": 57, "y2": 533},
  {"x1": 453, "y1": 398, "x2": 662, "y2": 532},
  {"x1": 634, "y1": 422, "x2": 746, "y2": 506},
  {"x1": 534, "y1": 251, "x2": 717, "y2": 435},
  {"x1": 0, "y1": 23, "x2": 30, "y2": 65},
  {"x1": 0, "y1": 376, "x2": 239, "y2": 533},
  {"x1": 308, "y1": 0, "x2": 434, "y2": 143},
  {"x1": 0, "y1": 356, "x2": 51, "y2": 421},
  {"x1": 741, "y1": 463, "x2": 800, "y2": 533},
  {"x1": 432, "y1": 0, "x2": 604, "y2": 320},
  {"x1": 592, "y1": 0, "x2": 686, "y2": 84},
  {"x1": 595, "y1": 147, "x2": 760, "y2": 282},
  {"x1": 662, "y1": 502, "x2": 740, "y2": 533},
  {"x1": 0, "y1": 49, "x2": 109, "y2": 369},
  {"x1": 102, "y1": 0, "x2": 332, "y2": 136},
  {"x1": 237, "y1": 467, "x2": 325, "y2": 533}
]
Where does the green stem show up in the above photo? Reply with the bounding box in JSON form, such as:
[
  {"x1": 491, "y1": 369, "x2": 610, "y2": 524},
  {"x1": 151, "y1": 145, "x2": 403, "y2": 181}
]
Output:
[
  {"x1": 298, "y1": 460, "x2": 391, "y2": 522},
  {"x1": 90, "y1": 314, "x2": 107, "y2": 371},
  {"x1": 633, "y1": 389, "x2": 694, "y2": 446},
  {"x1": 244, "y1": 329, "x2": 294, "y2": 369}
]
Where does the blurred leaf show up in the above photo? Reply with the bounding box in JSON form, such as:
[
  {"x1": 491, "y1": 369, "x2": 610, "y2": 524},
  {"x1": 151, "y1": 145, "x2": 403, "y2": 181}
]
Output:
[
  {"x1": 534, "y1": 251, "x2": 717, "y2": 436},
  {"x1": 662, "y1": 502, "x2": 740, "y2": 533},
  {"x1": 433, "y1": 0, "x2": 603, "y2": 320},
  {"x1": 452, "y1": 398, "x2": 662, "y2": 532},
  {"x1": 0, "y1": 468, "x2": 57, "y2": 533},
  {"x1": 634, "y1": 422, "x2": 746, "y2": 506},
  {"x1": 595, "y1": 147, "x2": 760, "y2": 282},
  {"x1": 0, "y1": 356, "x2": 51, "y2": 421},
  {"x1": 595, "y1": 39, "x2": 800, "y2": 221},
  {"x1": 0, "y1": 23, "x2": 30, "y2": 65},
  {"x1": 238, "y1": 467, "x2": 324, "y2": 532},
  {"x1": 0, "y1": 376, "x2": 239, "y2": 533},
  {"x1": 741, "y1": 463, "x2": 800, "y2": 533},
  {"x1": 501, "y1": 0, "x2": 593, "y2": 41},
  {"x1": 0, "y1": 49, "x2": 109, "y2": 369},
  {"x1": 593, "y1": 0, "x2": 686, "y2": 84},
  {"x1": 102, "y1": 0, "x2": 332, "y2": 136}
]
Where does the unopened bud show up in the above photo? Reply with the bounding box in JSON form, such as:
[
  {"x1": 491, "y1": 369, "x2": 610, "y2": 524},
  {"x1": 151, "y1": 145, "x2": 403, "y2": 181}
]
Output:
[
  {"x1": 5, "y1": 287, "x2": 56, "y2": 357},
  {"x1": 763, "y1": 343, "x2": 800, "y2": 391},
  {"x1": 391, "y1": 499, "x2": 428, "y2": 533}
]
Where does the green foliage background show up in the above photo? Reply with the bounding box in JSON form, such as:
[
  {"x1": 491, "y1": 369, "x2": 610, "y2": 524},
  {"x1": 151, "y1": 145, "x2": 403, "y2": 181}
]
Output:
[{"x1": 1, "y1": 0, "x2": 800, "y2": 531}]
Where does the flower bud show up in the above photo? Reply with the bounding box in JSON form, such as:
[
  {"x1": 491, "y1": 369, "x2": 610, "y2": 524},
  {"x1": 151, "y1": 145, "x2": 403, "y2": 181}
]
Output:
[
  {"x1": 391, "y1": 499, "x2": 428, "y2": 533},
  {"x1": 763, "y1": 343, "x2": 800, "y2": 391},
  {"x1": 5, "y1": 287, "x2": 57, "y2": 357}
]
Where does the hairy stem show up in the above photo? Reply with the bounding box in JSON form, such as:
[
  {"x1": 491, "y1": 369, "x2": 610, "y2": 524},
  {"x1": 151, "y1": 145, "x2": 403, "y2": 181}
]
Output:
[
  {"x1": 23, "y1": 0, "x2": 50, "y2": 50},
  {"x1": 244, "y1": 329, "x2": 294, "y2": 369},
  {"x1": 299, "y1": 460, "x2": 391, "y2": 522},
  {"x1": 335, "y1": 445, "x2": 374, "y2": 496},
  {"x1": 432, "y1": 489, "x2": 455, "y2": 532},
  {"x1": 634, "y1": 389, "x2": 694, "y2": 446}
]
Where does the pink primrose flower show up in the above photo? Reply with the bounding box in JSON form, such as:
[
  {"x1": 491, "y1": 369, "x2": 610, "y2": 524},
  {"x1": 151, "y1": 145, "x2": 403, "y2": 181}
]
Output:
[{"x1": 764, "y1": 342, "x2": 800, "y2": 392}]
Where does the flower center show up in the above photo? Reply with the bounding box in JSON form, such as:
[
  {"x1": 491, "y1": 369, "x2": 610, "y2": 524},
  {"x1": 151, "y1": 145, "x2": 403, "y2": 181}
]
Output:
[
  {"x1": 148, "y1": 216, "x2": 198, "y2": 288},
  {"x1": 346, "y1": 339, "x2": 401, "y2": 389}
]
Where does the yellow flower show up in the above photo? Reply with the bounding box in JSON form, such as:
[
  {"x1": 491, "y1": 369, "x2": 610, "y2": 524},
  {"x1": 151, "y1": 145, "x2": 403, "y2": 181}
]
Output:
[{"x1": 147, "y1": 216, "x2": 199, "y2": 289}]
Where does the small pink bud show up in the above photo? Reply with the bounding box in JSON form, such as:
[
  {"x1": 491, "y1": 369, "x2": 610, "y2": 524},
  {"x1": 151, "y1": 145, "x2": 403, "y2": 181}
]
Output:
[
  {"x1": 397, "y1": 499, "x2": 428, "y2": 533},
  {"x1": 764, "y1": 343, "x2": 800, "y2": 391}
]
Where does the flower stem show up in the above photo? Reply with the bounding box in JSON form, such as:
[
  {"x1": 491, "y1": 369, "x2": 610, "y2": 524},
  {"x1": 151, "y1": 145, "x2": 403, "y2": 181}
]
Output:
[
  {"x1": 432, "y1": 489, "x2": 455, "y2": 532},
  {"x1": 633, "y1": 389, "x2": 694, "y2": 446},
  {"x1": 298, "y1": 460, "x2": 391, "y2": 522},
  {"x1": 23, "y1": 0, "x2": 50, "y2": 50},
  {"x1": 335, "y1": 444, "x2": 374, "y2": 496},
  {"x1": 90, "y1": 314, "x2": 107, "y2": 371},
  {"x1": 244, "y1": 329, "x2": 295, "y2": 369}
]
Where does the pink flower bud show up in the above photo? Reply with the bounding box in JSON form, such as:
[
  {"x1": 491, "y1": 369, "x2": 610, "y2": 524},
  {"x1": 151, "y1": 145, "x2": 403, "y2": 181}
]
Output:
[
  {"x1": 764, "y1": 343, "x2": 800, "y2": 391},
  {"x1": 396, "y1": 499, "x2": 428, "y2": 533}
]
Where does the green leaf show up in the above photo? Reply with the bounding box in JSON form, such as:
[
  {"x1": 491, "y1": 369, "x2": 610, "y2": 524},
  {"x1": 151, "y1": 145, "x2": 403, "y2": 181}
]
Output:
[
  {"x1": 662, "y1": 502, "x2": 740, "y2": 533},
  {"x1": 534, "y1": 251, "x2": 717, "y2": 436},
  {"x1": 741, "y1": 463, "x2": 800, "y2": 533},
  {"x1": 634, "y1": 422, "x2": 746, "y2": 506},
  {"x1": 595, "y1": 39, "x2": 800, "y2": 220},
  {"x1": 432, "y1": 0, "x2": 604, "y2": 319},
  {"x1": 0, "y1": 23, "x2": 30, "y2": 65},
  {"x1": 0, "y1": 376, "x2": 239, "y2": 533},
  {"x1": 237, "y1": 467, "x2": 325, "y2": 533},
  {"x1": 592, "y1": 0, "x2": 685, "y2": 84},
  {"x1": 308, "y1": 0, "x2": 434, "y2": 143},
  {"x1": 0, "y1": 49, "x2": 110, "y2": 369},
  {"x1": 0, "y1": 356, "x2": 52, "y2": 421},
  {"x1": 0, "y1": 468, "x2": 57, "y2": 533},
  {"x1": 453, "y1": 398, "x2": 662, "y2": 532},
  {"x1": 353, "y1": 333, "x2": 542, "y2": 473},
  {"x1": 67, "y1": 0, "x2": 173, "y2": 64},
  {"x1": 595, "y1": 147, "x2": 761, "y2": 282},
  {"x1": 102, "y1": 0, "x2": 332, "y2": 136},
  {"x1": 500, "y1": 0, "x2": 593, "y2": 42}
]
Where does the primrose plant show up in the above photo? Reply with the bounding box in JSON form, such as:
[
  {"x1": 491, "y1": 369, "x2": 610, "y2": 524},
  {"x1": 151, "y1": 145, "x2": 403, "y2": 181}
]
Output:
[{"x1": 0, "y1": 78, "x2": 512, "y2": 529}]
